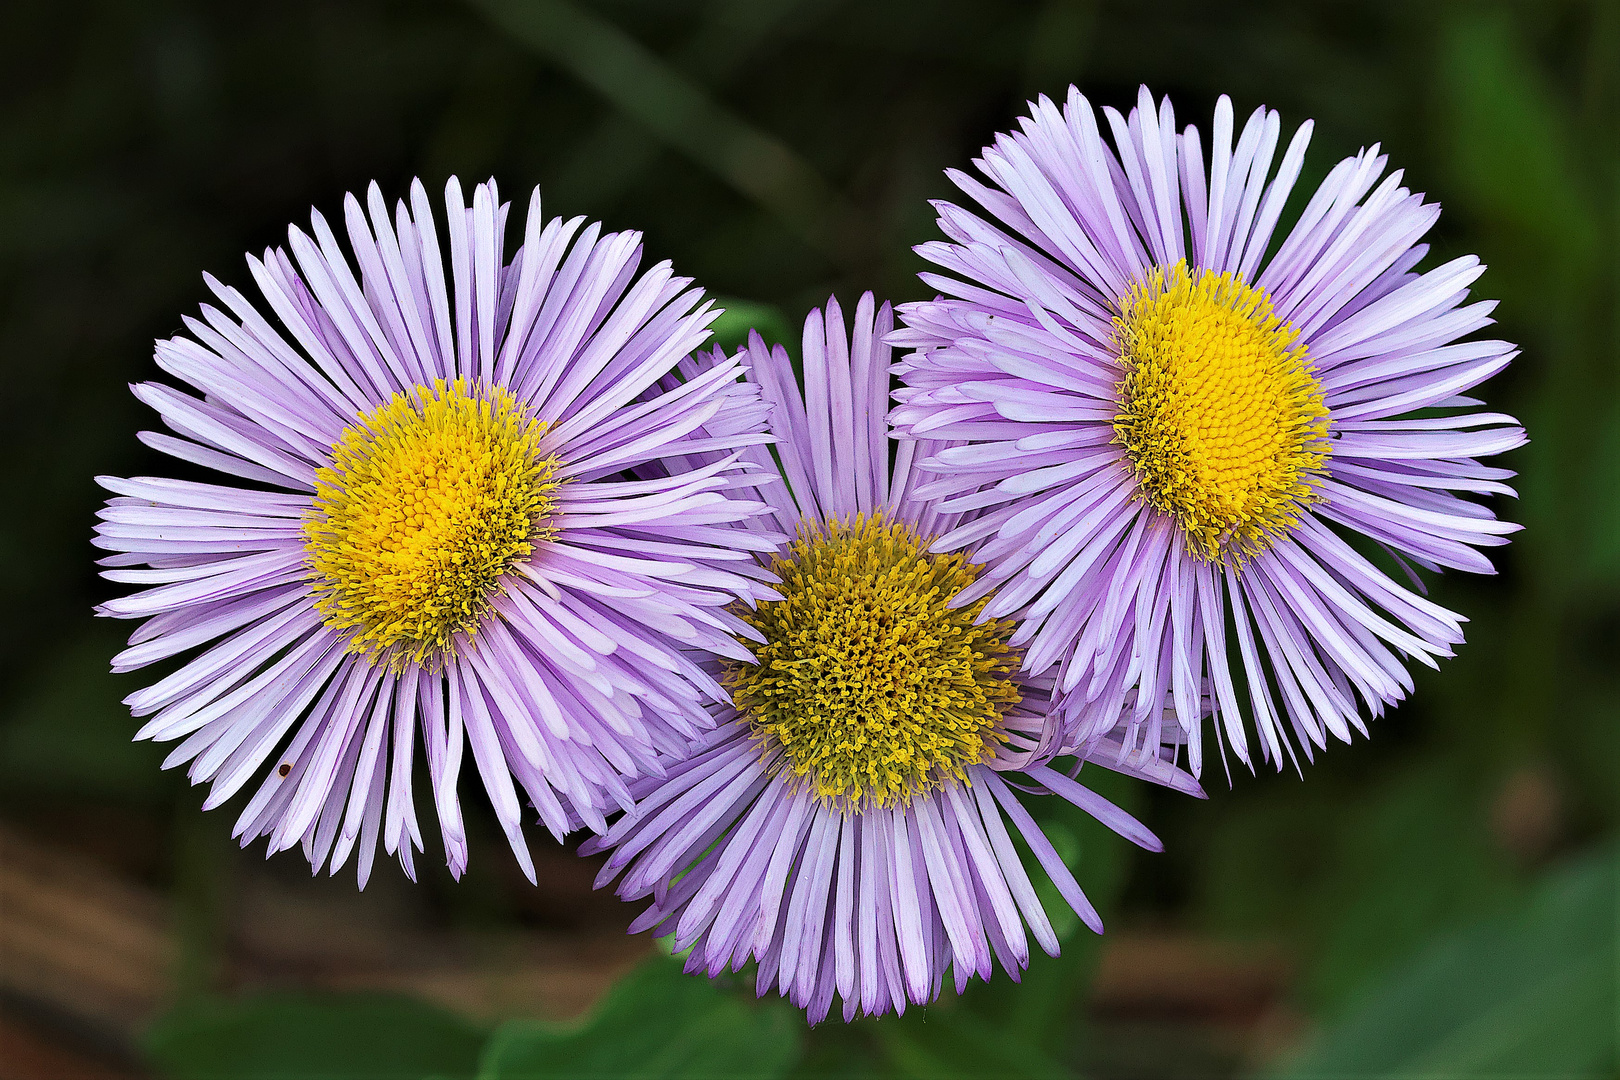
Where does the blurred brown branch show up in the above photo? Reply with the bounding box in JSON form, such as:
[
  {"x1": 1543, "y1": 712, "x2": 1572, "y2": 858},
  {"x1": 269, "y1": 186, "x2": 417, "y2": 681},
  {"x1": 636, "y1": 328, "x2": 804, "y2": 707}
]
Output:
[{"x1": 0, "y1": 824, "x2": 170, "y2": 1042}]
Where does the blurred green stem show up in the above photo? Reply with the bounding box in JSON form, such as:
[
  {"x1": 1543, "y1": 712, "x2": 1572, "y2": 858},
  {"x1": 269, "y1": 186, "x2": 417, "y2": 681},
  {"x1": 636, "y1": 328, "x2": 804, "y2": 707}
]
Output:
[
  {"x1": 464, "y1": 0, "x2": 853, "y2": 263},
  {"x1": 549, "y1": 0, "x2": 831, "y2": 215}
]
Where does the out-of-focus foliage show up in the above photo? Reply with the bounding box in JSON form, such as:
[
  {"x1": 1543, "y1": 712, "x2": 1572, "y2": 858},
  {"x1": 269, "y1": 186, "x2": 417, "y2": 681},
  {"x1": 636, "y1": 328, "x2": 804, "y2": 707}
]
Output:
[
  {"x1": 1268, "y1": 846, "x2": 1617, "y2": 1079},
  {"x1": 0, "y1": 0, "x2": 1613, "y2": 1077},
  {"x1": 0, "y1": 624, "x2": 171, "y2": 800}
]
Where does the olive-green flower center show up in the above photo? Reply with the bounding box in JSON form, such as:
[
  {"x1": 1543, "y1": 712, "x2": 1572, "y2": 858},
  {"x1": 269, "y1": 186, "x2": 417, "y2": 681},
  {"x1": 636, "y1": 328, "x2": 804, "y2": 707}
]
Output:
[{"x1": 726, "y1": 514, "x2": 1020, "y2": 807}]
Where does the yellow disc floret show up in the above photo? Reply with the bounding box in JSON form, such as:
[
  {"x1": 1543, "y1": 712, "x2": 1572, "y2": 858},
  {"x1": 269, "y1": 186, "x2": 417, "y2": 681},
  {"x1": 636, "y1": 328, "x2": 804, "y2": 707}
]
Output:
[
  {"x1": 305, "y1": 378, "x2": 559, "y2": 667},
  {"x1": 725, "y1": 514, "x2": 1021, "y2": 808},
  {"x1": 1113, "y1": 261, "x2": 1330, "y2": 562}
]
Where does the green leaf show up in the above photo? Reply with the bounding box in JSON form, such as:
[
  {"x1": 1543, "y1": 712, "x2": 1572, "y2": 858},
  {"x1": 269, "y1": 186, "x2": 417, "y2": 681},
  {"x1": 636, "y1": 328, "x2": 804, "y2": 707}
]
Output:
[
  {"x1": 708, "y1": 299, "x2": 796, "y2": 358},
  {"x1": 146, "y1": 992, "x2": 487, "y2": 1080},
  {"x1": 1198, "y1": 764, "x2": 1517, "y2": 1014},
  {"x1": 479, "y1": 956, "x2": 804, "y2": 1079},
  {"x1": 878, "y1": 1006, "x2": 1069, "y2": 1080},
  {"x1": 1265, "y1": 846, "x2": 1617, "y2": 1079},
  {"x1": 784, "y1": 1022, "x2": 885, "y2": 1080}
]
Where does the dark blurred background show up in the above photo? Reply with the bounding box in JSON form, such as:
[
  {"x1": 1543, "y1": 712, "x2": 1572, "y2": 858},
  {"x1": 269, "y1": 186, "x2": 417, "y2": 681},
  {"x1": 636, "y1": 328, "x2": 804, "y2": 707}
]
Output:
[{"x1": 0, "y1": 2, "x2": 1614, "y2": 1078}]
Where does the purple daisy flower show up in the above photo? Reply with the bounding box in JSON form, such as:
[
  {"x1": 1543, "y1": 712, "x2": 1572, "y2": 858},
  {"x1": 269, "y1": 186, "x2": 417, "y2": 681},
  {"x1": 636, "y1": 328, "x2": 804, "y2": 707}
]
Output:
[
  {"x1": 890, "y1": 87, "x2": 1524, "y2": 776},
  {"x1": 95, "y1": 177, "x2": 780, "y2": 885},
  {"x1": 586, "y1": 294, "x2": 1202, "y2": 1023}
]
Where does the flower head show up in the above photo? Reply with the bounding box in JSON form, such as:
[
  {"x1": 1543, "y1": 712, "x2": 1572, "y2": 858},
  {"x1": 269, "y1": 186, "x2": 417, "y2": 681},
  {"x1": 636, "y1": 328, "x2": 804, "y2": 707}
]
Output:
[
  {"x1": 95, "y1": 178, "x2": 779, "y2": 884},
  {"x1": 891, "y1": 87, "x2": 1524, "y2": 775},
  {"x1": 588, "y1": 295, "x2": 1201, "y2": 1023}
]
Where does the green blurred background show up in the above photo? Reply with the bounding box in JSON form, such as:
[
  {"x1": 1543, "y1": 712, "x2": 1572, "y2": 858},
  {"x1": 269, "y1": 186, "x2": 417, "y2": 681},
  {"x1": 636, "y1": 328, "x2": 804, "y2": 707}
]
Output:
[{"x1": 0, "y1": 1, "x2": 1614, "y2": 1077}]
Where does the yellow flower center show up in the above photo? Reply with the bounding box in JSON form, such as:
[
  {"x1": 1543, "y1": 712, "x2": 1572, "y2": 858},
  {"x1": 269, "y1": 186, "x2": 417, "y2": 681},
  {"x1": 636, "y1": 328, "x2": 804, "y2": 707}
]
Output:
[
  {"x1": 726, "y1": 515, "x2": 1020, "y2": 808},
  {"x1": 1113, "y1": 261, "x2": 1329, "y2": 562},
  {"x1": 305, "y1": 378, "x2": 559, "y2": 667}
]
